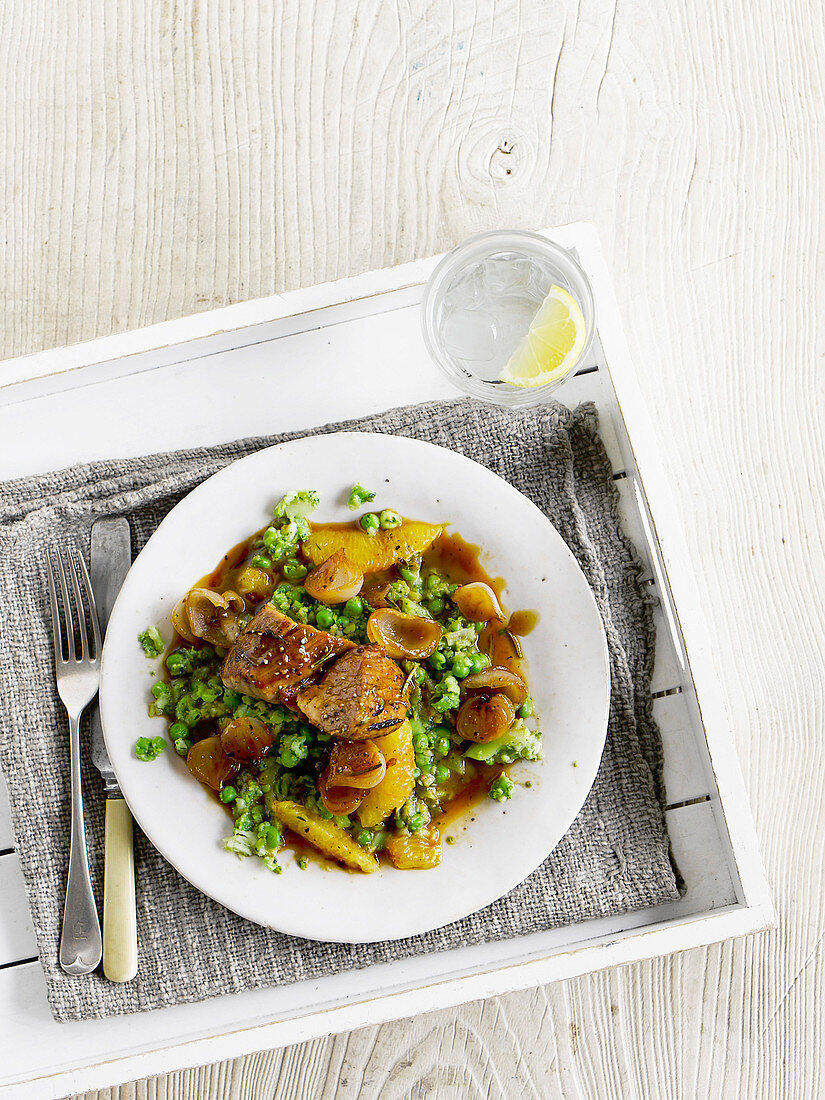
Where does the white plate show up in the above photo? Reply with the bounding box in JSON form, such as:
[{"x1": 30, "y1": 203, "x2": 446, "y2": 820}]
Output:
[{"x1": 101, "y1": 432, "x2": 610, "y2": 943}]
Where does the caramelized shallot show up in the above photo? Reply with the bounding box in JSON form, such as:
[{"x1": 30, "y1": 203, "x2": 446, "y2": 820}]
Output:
[
  {"x1": 460, "y1": 667, "x2": 527, "y2": 707},
  {"x1": 186, "y1": 736, "x2": 238, "y2": 790},
  {"x1": 173, "y1": 588, "x2": 244, "y2": 647},
  {"x1": 318, "y1": 770, "x2": 365, "y2": 816},
  {"x1": 171, "y1": 596, "x2": 199, "y2": 644},
  {"x1": 456, "y1": 693, "x2": 517, "y2": 743},
  {"x1": 366, "y1": 608, "x2": 441, "y2": 659},
  {"x1": 452, "y1": 581, "x2": 505, "y2": 623},
  {"x1": 327, "y1": 739, "x2": 386, "y2": 790},
  {"x1": 220, "y1": 716, "x2": 273, "y2": 762},
  {"x1": 303, "y1": 551, "x2": 364, "y2": 604},
  {"x1": 318, "y1": 740, "x2": 387, "y2": 815}
]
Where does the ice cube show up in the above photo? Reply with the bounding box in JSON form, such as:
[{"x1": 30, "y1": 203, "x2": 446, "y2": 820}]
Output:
[
  {"x1": 441, "y1": 308, "x2": 497, "y2": 362},
  {"x1": 489, "y1": 298, "x2": 539, "y2": 362},
  {"x1": 480, "y1": 256, "x2": 518, "y2": 296}
]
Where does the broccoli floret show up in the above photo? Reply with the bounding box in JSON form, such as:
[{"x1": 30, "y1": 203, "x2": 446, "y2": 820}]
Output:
[
  {"x1": 347, "y1": 484, "x2": 376, "y2": 509},
  {"x1": 138, "y1": 626, "x2": 164, "y2": 658},
  {"x1": 261, "y1": 490, "x2": 320, "y2": 562},
  {"x1": 261, "y1": 521, "x2": 303, "y2": 561},
  {"x1": 384, "y1": 579, "x2": 411, "y2": 603},
  {"x1": 399, "y1": 597, "x2": 432, "y2": 620},
  {"x1": 488, "y1": 774, "x2": 515, "y2": 801},
  {"x1": 395, "y1": 795, "x2": 431, "y2": 833},
  {"x1": 464, "y1": 719, "x2": 543, "y2": 764},
  {"x1": 223, "y1": 830, "x2": 256, "y2": 857},
  {"x1": 429, "y1": 674, "x2": 461, "y2": 713},
  {"x1": 165, "y1": 646, "x2": 215, "y2": 677},
  {"x1": 278, "y1": 731, "x2": 309, "y2": 768},
  {"x1": 439, "y1": 622, "x2": 478, "y2": 655},
  {"x1": 271, "y1": 581, "x2": 311, "y2": 614},
  {"x1": 273, "y1": 489, "x2": 320, "y2": 522}
]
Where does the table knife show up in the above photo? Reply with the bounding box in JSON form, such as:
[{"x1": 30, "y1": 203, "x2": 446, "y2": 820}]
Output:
[{"x1": 90, "y1": 518, "x2": 138, "y2": 983}]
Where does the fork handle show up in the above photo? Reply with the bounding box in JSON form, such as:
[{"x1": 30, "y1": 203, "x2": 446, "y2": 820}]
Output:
[
  {"x1": 59, "y1": 712, "x2": 102, "y2": 975},
  {"x1": 102, "y1": 798, "x2": 138, "y2": 982}
]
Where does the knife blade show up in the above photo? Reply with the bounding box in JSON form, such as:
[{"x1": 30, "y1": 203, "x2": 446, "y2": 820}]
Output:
[
  {"x1": 90, "y1": 517, "x2": 138, "y2": 983},
  {"x1": 90, "y1": 518, "x2": 132, "y2": 795}
]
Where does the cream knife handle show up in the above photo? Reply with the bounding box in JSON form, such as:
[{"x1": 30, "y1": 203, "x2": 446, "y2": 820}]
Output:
[{"x1": 103, "y1": 798, "x2": 138, "y2": 983}]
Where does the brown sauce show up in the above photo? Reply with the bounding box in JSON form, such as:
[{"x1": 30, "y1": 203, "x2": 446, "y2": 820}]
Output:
[
  {"x1": 434, "y1": 768, "x2": 502, "y2": 833},
  {"x1": 508, "y1": 609, "x2": 538, "y2": 636},
  {"x1": 424, "y1": 532, "x2": 493, "y2": 586}
]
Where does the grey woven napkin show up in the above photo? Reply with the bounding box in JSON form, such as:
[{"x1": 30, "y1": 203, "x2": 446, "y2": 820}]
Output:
[{"x1": 0, "y1": 398, "x2": 679, "y2": 1021}]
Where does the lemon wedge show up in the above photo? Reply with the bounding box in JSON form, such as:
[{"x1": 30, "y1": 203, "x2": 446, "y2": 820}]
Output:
[{"x1": 499, "y1": 285, "x2": 587, "y2": 388}]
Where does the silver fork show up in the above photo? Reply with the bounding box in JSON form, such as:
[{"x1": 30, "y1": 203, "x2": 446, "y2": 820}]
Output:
[{"x1": 47, "y1": 546, "x2": 103, "y2": 975}]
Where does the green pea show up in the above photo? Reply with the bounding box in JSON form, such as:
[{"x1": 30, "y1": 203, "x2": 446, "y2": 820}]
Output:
[
  {"x1": 356, "y1": 828, "x2": 374, "y2": 848},
  {"x1": 519, "y1": 696, "x2": 534, "y2": 718},
  {"x1": 435, "y1": 736, "x2": 451, "y2": 757},
  {"x1": 315, "y1": 606, "x2": 336, "y2": 629},
  {"x1": 220, "y1": 785, "x2": 237, "y2": 804},
  {"x1": 343, "y1": 597, "x2": 363, "y2": 619},
  {"x1": 359, "y1": 512, "x2": 380, "y2": 536},
  {"x1": 452, "y1": 655, "x2": 471, "y2": 679},
  {"x1": 379, "y1": 509, "x2": 403, "y2": 530},
  {"x1": 169, "y1": 721, "x2": 188, "y2": 739},
  {"x1": 251, "y1": 553, "x2": 273, "y2": 570},
  {"x1": 469, "y1": 651, "x2": 488, "y2": 674},
  {"x1": 262, "y1": 824, "x2": 281, "y2": 848},
  {"x1": 435, "y1": 763, "x2": 450, "y2": 784},
  {"x1": 426, "y1": 597, "x2": 445, "y2": 616},
  {"x1": 283, "y1": 559, "x2": 307, "y2": 581},
  {"x1": 429, "y1": 651, "x2": 447, "y2": 671}
]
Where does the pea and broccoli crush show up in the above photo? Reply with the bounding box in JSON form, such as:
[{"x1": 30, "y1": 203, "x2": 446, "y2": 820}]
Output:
[{"x1": 139, "y1": 485, "x2": 543, "y2": 872}]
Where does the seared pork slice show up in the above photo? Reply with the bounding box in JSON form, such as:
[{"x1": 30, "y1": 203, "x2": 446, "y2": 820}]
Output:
[
  {"x1": 221, "y1": 603, "x2": 354, "y2": 707},
  {"x1": 297, "y1": 645, "x2": 409, "y2": 739}
]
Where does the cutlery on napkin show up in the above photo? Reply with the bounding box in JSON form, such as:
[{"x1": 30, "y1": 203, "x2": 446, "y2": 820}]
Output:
[{"x1": 90, "y1": 518, "x2": 138, "y2": 983}]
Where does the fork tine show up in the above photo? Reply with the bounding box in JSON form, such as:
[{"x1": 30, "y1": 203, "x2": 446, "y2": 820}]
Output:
[
  {"x1": 55, "y1": 550, "x2": 75, "y2": 661},
  {"x1": 71, "y1": 546, "x2": 102, "y2": 659},
  {"x1": 46, "y1": 550, "x2": 65, "y2": 662},
  {"x1": 67, "y1": 550, "x2": 89, "y2": 661}
]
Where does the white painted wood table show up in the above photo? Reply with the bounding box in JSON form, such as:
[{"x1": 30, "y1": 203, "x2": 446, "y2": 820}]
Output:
[{"x1": 1, "y1": 1, "x2": 822, "y2": 1097}]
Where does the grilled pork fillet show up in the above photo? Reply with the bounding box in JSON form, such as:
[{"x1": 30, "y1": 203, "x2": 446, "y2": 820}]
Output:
[
  {"x1": 221, "y1": 603, "x2": 354, "y2": 708},
  {"x1": 297, "y1": 645, "x2": 409, "y2": 739}
]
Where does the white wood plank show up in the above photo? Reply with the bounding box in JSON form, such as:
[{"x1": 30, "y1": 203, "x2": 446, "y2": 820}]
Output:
[
  {"x1": 655, "y1": 692, "x2": 715, "y2": 806},
  {"x1": 665, "y1": 801, "x2": 737, "y2": 912},
  {"x1": 4, "y1": 0, "x2": 814, "y2": 1089},
  {"x1": 0, "y1": 854, "x2": 36, "y2": 963},
  {"x1": 0, "y1": 302, "x2": 453, "y2": 481}
]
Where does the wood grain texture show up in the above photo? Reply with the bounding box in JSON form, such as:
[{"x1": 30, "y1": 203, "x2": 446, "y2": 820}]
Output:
[{"x1": 2, "y1": 0, "x2": 820, "y2": 1096}]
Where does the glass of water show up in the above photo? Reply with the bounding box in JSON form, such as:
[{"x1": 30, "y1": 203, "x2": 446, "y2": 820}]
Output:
[{"x1": 421, "y1": 230, "x2": 596, "y2": 407}]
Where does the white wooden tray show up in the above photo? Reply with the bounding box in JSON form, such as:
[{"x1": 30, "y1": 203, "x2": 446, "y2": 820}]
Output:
[{"x1": 0, "y1": 224, "x2": 772, "y2": 1100}]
